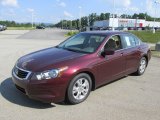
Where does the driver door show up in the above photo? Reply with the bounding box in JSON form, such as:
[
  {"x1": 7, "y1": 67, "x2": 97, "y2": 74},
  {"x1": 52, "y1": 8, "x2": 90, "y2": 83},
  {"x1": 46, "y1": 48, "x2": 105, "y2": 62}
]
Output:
[{"x1": 95, "y1": 35, "x2": 126, "y2": 86}]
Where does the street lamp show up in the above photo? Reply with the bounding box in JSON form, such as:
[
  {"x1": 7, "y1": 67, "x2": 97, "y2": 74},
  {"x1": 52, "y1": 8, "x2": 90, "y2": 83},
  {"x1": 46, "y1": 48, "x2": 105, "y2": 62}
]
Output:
[
  {"x1": 136, "y1": 17, "x2": 139, "y2": 29},
  {"x1": 153, "y1": 0, "x2": 160, "y2": 33},
  {"x1": 88, "y1": 16, "x2": 90, "y2": 27},
  {"x1": 61, "y1": 19, "x2": 63, "y2": 29},
  {"x1": 27, "y1": 9, "x2": 34, "y2": 28},
  {"x1": 31, "y1": 12, "x2": 34, "y2": 28},
  {"x1": 70, "y1": 20, "x2": 73, "y2": 31},
  {"x1": 79, "y1": 6, "x2": 82, "y2": 31}
]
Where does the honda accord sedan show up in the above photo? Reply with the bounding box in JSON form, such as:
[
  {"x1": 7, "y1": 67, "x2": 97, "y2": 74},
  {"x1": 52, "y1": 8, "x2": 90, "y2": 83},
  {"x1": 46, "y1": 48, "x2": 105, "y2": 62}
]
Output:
[{"x1": 12, "y1": 31, "x2": 151, "y2": 104}]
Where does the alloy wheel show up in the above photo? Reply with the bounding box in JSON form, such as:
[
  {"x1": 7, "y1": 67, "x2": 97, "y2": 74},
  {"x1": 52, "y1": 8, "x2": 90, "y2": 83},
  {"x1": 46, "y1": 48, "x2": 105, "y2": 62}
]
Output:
[
  {"x1": 72, "y1": 78, "x2": 89, "y2": 100},
  {"x1": 139, "y1": 58, "x2": 147, "y2": 74}
]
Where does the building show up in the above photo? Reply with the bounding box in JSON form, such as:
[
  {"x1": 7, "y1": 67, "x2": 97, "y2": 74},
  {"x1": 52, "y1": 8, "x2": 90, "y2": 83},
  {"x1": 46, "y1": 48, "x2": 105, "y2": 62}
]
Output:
[{"x1": 93, "y1": 18, "x2": 160, "y2": 28}]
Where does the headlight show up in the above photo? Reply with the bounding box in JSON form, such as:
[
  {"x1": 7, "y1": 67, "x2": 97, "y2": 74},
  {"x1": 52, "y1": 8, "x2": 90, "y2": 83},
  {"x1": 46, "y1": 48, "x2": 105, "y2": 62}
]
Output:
[{"x1": 35, "y1": 66, "x2": 68, "y2": 80}]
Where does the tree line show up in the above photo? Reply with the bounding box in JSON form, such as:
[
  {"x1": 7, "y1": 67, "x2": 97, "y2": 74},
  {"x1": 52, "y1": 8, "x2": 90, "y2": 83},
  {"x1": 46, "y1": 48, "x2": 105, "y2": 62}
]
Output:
[
  {"x1": 0, "y1": 21, "x2": 52, "y2": 27},
  {"x1": 1, "y1": 12, "x2": 160, "y2": 28},
  {"x1": 0, "y1": 20, "x2": 34, "y2": 27},
  {"x1": 55, "y1": 12, "x2": 160, "y2": 29}
]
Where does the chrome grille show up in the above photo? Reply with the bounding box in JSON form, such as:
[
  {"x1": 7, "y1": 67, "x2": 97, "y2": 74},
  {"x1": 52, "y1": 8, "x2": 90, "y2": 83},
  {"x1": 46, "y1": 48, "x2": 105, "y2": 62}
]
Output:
[{"x1": 14, "y1": 66, "x2": 31, "y2": 80}]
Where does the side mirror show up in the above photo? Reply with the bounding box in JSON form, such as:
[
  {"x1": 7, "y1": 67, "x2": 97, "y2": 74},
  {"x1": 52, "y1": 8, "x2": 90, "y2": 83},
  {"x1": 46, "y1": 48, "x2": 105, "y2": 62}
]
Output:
[{"x1": 101, "y1": 49, "x2": 115, "y2": 57}]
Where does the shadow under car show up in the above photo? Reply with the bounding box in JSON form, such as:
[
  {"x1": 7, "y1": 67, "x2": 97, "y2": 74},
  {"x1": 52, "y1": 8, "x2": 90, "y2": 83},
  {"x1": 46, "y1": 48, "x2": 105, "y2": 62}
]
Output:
[{"x1": 0, "y1": 78, "x2": 55, "y2": 109}]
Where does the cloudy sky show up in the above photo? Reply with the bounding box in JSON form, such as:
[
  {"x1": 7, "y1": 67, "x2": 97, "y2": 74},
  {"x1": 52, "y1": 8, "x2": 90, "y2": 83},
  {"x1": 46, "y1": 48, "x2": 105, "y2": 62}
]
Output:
[{"x1": 0, "y1": 0, "x2": 160, "y2": 23}]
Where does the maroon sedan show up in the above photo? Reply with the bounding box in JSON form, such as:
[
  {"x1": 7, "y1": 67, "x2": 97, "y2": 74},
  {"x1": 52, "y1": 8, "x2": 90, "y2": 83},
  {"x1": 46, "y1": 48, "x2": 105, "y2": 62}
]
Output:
[{"x1": 12, "y1": 31, "x2": 151, "y2": 104}]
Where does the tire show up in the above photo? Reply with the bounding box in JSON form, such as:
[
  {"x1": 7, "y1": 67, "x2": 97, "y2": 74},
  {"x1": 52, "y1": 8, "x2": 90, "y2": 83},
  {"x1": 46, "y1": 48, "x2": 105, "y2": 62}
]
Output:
[
  {"x1": 67, "y1": 73, "x2": 92, "y2": 104},
  {"x1": 135, "y1": 57, "x2": 147, "y2": 76}
]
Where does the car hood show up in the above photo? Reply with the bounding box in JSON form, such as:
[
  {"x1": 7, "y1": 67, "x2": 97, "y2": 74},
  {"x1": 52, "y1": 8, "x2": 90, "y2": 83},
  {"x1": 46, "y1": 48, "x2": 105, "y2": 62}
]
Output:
[{"x1": 17, "y1": 47, "x2": 85, "y2": 72}]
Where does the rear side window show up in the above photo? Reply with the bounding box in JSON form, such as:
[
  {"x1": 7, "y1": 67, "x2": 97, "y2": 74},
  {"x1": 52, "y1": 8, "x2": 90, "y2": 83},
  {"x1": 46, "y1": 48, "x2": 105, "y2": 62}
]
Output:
[
  {"x1": 133, "y1": 35, "x2": 141, "y2": 46},
  {"x1": 122, "y1": 34, "x2": 137, "y2": 48}
]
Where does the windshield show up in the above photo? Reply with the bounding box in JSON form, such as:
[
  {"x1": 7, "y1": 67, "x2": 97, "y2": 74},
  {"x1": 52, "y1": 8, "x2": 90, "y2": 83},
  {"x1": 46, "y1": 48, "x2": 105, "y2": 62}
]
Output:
[{"x1": 57, "y1": 33, "x2": 107, "y2": 54}]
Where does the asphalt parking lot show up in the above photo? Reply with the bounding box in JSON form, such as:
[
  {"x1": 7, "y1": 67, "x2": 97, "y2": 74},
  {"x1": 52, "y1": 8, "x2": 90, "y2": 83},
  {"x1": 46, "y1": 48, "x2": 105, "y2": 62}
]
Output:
[{"x1": 0, "y1": 29, "x2": 160, "y2": 120}]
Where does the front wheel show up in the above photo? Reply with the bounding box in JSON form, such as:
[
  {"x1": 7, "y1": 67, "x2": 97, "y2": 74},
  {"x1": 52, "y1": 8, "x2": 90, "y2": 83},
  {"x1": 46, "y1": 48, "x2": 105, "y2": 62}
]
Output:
[
  {"x1": 67, "y1": 73, "x2": 92, "y2": 104},
  {"x1": 135, "y1": 57, "x2": 147, "y2": 75}
]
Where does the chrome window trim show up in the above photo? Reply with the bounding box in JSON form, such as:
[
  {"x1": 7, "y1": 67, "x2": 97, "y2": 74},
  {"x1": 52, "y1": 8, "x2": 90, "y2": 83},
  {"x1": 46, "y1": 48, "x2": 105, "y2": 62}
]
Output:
[
  {"x1": 13, "y1": 66, "x2": 32, "y2": 80},
  {"x1": 98, "y1": 33, "x2": 141, "y2": 55},
  {"x1": 98, "y1": 33, "x2": 124, "y2": 55},
  {"x1": 115, "y1": 44, "x2": 140, "y2": 52}
]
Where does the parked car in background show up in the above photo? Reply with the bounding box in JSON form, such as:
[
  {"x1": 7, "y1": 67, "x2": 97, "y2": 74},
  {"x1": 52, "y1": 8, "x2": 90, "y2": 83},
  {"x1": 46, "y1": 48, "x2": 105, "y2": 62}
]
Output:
[
  {"x1": 128, "y1": 27, "x2": 135, "y2": 30},
  {"x1": 36, "y1": 26, "x2": 45, "y2": 29},
  {"x1": 0, "y1": 24, "x2": 7, "y2": 31},
  {"x1": 155, "y1": 27, "x2": 160, "y2": 31},
  {"x1": 12, "y1": 31, "x2": 151, "y2": 104},
  {"x1": 4, "y1": 25, "x2": 7, "y2": 30},
  {"x1": 0, "y1": 25, "x2": 3, "y2": 31}
]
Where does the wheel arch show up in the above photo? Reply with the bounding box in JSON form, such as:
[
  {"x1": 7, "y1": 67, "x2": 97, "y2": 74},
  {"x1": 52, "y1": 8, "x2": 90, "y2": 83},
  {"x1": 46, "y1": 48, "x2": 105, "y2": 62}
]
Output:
[
  {"x1": 78, "y1": 71, "x2": 96, "y2": 91},
  {"x1": 66, "y1": 69, "x2": 96, "y2": 93},
  {"x1": 65, "y1": 69, "x2": 96, "y2": 103}
]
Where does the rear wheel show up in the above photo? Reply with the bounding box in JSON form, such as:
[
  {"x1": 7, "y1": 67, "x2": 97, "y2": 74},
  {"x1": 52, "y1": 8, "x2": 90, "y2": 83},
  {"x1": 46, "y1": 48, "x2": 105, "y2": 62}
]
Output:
[
  {"x1": 67, "y1": 73, "x2": 92, "y2": 104},
  {"x1": 135, "y1": 57, "x2": 147, "y2": 75}
]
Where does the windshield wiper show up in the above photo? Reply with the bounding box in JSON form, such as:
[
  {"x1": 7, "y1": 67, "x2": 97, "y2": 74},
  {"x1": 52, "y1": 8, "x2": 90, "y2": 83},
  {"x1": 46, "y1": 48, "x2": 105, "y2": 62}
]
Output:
[
  {"x1": 55, "y1": 45, "x2": 60, "y2": 48},
  {"x1": 63, "y1": 48, "x2": 80, "y2": 53},
  {"x1": 64, "y1": 47, "x2": 91, "y2": 54}
]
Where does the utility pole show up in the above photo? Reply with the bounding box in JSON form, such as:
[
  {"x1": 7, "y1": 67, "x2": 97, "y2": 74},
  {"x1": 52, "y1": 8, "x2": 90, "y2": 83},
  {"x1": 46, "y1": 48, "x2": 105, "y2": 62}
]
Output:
[
  {"x1": 71, "y1": 20, "x2": 72, "y2": 31},
  {"x1": 62, "y1": 19, "x2": 63, "y2": 29},
  {"x1": 153, "y1": 0, "x2": 160, "y2": 33},
  {"x1": 88, "y1": 16, "x2": 90, "y2": 26},
  {"x1": 79, "y1": 6, "x2": 82, "y2": 31},
  {"x1": 31, "y1": 12, "x2": 33, "y2": 28},
  {"x1": 112, "y1": 0, "x2": 115, "y2": 31},
  {"x1": 136, "y1": 17, "x2": 139, "y2": 28}
]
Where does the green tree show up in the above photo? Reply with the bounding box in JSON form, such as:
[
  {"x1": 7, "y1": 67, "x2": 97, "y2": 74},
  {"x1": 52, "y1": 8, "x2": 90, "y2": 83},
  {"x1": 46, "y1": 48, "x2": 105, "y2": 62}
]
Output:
[{"x1": 100, "y1": 13, "x2": 106, "y2": 20}]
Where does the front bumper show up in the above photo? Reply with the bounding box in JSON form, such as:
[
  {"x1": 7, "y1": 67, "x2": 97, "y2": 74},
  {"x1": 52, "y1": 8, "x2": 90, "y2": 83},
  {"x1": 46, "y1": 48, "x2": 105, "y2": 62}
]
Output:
[{"x1": 12, "y1": 70, "x2": 68, "y2": 103}]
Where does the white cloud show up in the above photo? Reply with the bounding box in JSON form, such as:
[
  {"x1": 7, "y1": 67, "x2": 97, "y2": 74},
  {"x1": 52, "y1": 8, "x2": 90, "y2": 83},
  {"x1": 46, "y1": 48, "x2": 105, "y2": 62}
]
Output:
[
  {"x1": 146, "y1": 0, "x2": 155, "y2": 17},
  {"x1": 129, "y1": 6, "x2": 139, "y2": 12},
  {"x1": 0, "y1": 0, "x2": 18, "y2": 7},
  {"x1": 78, "y1": 6, "x2": 82, "y2": 9},
  {"x1": 64, "y1": 11, "x2": 73, "y2": 18},
  {"x1": 145, "y1": 0, "x2": 160, "y2": 17},
  {"x1": 27, "y1": 8, "x2": 34, "y2": 13},
  {"x1": 59, "y1": 2, "x2": 66, "y2": 7},
  {"x1": 108, "y1": 0, "x2": 141, "y2": 15},
  {"x1": 122, "y1": 0, "x2": 131, "y2": 7},
  {"x1": 105, "y1": 0, "x2": 131, "y2": 8},
  {"x1": 8, "y1": 9, "x2": 15, "y2": 16},
  {"x1": 147, "y1": 0, "x2": 160, "y2": 17},
  {"x1": 155, "y1": 0, "x2": 160, "y2": 4}
]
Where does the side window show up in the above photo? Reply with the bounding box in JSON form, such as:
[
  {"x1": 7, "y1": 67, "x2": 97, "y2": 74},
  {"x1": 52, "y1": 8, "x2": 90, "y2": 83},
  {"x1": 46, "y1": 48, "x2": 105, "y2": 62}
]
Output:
[
  {"x1": 89, "y1": 35, "x2": 105, "y2": 43},
  {"x1": 86, "y1": 35, "x2": 105, "y2": 52},
  {"x1": 104, "y1": 35, "x2": 122, "y2": 51},
  {"x1": 122, "y1": 35, "x2": 136, "y2": 48}
]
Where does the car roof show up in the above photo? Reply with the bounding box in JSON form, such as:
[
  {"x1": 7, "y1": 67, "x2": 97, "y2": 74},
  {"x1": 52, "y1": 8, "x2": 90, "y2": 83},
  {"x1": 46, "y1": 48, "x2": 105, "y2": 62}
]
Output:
[{"x1": 81, "y1": 31, "x2": 129, "y2": 36}]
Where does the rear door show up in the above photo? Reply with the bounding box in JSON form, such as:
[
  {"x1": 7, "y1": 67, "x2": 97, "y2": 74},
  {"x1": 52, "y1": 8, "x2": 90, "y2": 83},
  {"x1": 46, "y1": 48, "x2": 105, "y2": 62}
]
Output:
[{"x1": 121, "y1": 34, "x2": 141, "y2": 74}]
